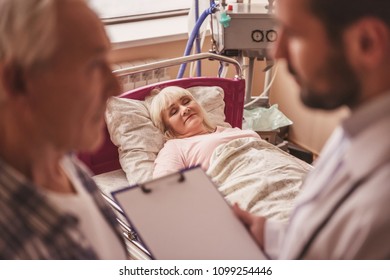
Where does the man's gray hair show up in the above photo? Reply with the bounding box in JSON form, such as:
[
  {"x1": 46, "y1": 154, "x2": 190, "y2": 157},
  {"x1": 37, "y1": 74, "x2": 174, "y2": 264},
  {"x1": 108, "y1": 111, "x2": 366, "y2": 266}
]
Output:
[
  {"x1": 0, "y1": 0, "x2": 63, "y2": 102},
  {"x1": 0, "y1": 0, "x2": 59, "y2": 69}
]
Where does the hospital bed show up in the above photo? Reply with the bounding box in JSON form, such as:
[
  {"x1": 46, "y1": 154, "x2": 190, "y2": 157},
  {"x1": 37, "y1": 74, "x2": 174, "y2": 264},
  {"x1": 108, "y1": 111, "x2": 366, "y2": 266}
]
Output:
[{"x1": 78, "y1": 53, "x2": 312, "y2": 259}]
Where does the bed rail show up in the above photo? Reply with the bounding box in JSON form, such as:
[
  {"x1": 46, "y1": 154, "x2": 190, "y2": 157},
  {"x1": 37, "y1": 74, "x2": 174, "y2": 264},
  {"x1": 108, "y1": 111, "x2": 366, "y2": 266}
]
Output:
[
  {"x1": 113, "y1": 52, "x2": 243, "y2": 79},
  {"x1": 101, "y1": 192, "x2": 151, "y2": 259}
]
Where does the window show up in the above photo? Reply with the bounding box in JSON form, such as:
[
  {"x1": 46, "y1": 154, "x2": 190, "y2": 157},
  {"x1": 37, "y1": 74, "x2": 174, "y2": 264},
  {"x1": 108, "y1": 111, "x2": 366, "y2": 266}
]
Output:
[{"x1": 89, "y1": 0, "x2": 192, "y2": 21}]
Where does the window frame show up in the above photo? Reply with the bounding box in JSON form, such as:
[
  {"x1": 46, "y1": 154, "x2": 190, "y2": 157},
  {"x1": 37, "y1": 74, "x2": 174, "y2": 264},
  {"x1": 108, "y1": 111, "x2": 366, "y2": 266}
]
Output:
[
  {"x1": 102, "y1": 9, "x2": 190, "y2": 25},
  {"x1": 89, "y1": 0, "x2": 192, "y2": 25}
]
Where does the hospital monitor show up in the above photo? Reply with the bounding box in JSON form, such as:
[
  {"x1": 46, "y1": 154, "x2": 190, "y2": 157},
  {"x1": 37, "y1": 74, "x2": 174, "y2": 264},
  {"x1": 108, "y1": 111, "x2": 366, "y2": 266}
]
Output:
[{"x1": 213, "y1": 2, "x2": 277, "y2": 59}]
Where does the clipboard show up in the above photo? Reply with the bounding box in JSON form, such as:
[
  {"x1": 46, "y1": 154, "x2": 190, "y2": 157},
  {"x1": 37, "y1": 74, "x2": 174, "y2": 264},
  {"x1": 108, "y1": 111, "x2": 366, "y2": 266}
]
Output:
[{"x1": 112, "y1": 166, "x2": 266, "y2": 260}]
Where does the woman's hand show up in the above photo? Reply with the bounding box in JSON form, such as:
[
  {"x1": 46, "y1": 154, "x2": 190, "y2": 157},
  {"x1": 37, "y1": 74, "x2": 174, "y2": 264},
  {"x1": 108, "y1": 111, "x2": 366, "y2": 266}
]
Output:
[{"x1": 232, "y1": 203, "x2": 266, "y2": 249}]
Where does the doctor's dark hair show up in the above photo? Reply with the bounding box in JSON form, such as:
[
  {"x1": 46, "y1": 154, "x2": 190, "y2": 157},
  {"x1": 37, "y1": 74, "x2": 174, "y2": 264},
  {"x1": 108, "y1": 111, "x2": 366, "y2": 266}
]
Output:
[{"x1": 307, "y1": 0, "x2": 390, "y2": 43}]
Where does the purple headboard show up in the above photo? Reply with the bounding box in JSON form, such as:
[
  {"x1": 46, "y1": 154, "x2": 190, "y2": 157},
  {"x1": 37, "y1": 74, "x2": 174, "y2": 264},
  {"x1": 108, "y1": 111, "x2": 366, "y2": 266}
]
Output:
[{"x1": 78, "y1": 77, "x2": 245, "y2": 175}]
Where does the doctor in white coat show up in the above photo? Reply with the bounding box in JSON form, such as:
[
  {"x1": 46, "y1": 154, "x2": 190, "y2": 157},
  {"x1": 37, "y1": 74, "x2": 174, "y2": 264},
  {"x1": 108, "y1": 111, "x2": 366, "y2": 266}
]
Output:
[{"x1": 234, "y1": 0, "x2": 390, "y2": 259}]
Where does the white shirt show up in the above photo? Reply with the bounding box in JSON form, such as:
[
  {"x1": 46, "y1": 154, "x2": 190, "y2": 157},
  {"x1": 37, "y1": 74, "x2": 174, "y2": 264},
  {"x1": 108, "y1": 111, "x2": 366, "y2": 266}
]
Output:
[
  {"x1": 264, "y1": 92, "x2": 390, "y2": 259},
  {"x1": 45, "y1": 157, "x2": 127, "y2": 260}
]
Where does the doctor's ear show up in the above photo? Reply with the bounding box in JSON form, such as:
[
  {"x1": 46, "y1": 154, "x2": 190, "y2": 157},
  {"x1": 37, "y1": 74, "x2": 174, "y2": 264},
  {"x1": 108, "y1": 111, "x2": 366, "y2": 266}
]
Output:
[
  {"x1": 0, "y1": 62, "x2": 28, "y2": 97},
  {"x1": 344, "y1": 18, "x2": 390, "y2": 69}
]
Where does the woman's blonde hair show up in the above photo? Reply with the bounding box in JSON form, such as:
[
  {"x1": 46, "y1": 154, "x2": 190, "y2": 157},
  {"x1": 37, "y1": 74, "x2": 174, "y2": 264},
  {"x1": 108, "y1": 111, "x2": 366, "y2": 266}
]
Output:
[{"x1": 147, "y1": 86, "x2": 216, "y2": 139}]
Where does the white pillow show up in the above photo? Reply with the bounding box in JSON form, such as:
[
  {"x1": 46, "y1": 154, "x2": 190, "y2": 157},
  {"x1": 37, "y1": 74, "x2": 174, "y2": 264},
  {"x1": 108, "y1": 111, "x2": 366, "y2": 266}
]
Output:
[{"x1": 105, "y1": 86, "x2": 230, "y2": 185}]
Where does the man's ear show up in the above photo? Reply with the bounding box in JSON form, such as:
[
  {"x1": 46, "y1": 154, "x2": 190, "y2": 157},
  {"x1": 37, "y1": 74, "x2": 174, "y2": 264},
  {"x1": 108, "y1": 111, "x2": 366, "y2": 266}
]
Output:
[
  {"x1": 344, "y1": 18, "x2": 389, "y2": 70},
  {"x1": 0, "y1": 62, "x2": 28, "y2": 97}
]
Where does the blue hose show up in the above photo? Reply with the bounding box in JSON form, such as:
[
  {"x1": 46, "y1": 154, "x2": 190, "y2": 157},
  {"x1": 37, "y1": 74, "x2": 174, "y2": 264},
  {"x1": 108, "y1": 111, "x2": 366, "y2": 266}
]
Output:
[
  {"x1": 177, "y1": 1, "x2": 217, "y2": 79},
  {"x1": 195, "y1": 0, "x2": 201, "y2": 77}
]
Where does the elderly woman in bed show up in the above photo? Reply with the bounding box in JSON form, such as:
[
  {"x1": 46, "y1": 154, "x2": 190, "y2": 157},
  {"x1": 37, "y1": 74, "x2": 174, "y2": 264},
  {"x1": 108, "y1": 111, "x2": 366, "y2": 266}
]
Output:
[{"x1": 148, "y1": 86, "x2": 260, "y2": 178}]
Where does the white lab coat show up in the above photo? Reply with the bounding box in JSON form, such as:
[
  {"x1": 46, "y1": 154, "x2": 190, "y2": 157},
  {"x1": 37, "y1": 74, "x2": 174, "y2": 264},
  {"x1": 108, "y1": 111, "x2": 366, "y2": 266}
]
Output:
[{"x1": 264, "y1": 92, "x2": 390, "y2": 259}]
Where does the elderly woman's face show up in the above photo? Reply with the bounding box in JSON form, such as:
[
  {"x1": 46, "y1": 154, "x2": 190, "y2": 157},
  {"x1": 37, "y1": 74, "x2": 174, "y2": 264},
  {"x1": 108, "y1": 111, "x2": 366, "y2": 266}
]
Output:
[{"x1": 162, "y1": 95, "x2": 206, "y2": 138}]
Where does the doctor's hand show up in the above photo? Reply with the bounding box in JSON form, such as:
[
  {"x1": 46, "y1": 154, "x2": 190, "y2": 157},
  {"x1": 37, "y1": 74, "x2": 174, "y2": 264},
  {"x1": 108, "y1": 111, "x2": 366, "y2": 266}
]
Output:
[{"x1": 233, "y1": 203, "x2": 266, "y2": 249}]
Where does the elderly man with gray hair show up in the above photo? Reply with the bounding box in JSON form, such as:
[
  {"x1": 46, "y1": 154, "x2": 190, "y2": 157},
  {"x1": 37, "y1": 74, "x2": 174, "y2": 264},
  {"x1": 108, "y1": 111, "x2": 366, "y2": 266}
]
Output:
[{"x1": 0, "y1": 0, "x2": 127, "y2": 259}]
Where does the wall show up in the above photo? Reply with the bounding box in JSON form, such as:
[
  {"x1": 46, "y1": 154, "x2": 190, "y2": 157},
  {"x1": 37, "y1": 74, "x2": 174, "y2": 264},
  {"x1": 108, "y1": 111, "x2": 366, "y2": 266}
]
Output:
[
  {"x1": 269, "y1": 61, "x2": 350, "y2": 155},
  {"x1": 110, "y1": 39, "x2": 237, "y2": 79}
]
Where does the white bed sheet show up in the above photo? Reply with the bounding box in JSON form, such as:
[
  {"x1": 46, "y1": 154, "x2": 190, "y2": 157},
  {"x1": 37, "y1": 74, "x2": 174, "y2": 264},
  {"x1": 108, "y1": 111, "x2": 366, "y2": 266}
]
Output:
[
  {"x1": 93, "y1": 138, "x2": 312, "y2": 222},
  {"x1": 93, "y1": 169, "x2": 128, "y2": 198},
  {"x1": 92, "y1": 139, "x2": 311, "y2": 259}
]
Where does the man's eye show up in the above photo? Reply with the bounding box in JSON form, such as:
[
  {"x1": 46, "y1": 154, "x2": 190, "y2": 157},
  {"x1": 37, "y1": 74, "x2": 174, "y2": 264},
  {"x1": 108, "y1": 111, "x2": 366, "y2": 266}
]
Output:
[{"x1": 89, "y1": 59, "x2": 106, "y2": 71}]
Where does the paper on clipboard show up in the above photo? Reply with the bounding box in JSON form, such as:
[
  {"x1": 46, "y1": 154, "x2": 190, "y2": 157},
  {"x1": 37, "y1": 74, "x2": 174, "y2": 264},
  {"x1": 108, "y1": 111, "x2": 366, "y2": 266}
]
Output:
[{"x1": 112, "y1": 167, "x2": 266, "y2": 260}]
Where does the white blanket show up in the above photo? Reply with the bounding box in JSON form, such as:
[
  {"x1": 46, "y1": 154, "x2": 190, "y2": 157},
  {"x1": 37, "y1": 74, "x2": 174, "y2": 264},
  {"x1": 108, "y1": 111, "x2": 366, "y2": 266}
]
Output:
[{"x1": 207, "y1": 137, "x2": 312, "y2": 222}]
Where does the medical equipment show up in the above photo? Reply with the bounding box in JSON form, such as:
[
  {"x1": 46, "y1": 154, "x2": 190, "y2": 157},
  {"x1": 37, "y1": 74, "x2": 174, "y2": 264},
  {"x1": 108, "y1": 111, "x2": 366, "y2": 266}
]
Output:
[
  {"x1": 213, "y1": 1, "x2": 276, "y2": 59},
  {"x1": 216, "y1": 1, "x2": 277, "y2": 106},
  {"x1": 186, "y1": 1, "x2": 277, "y2": 105}
]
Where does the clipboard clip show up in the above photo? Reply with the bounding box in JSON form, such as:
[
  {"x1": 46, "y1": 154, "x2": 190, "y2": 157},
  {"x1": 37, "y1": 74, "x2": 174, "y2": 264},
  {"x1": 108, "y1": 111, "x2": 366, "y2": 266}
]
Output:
[
  {"x1": 178, "y1": 172, "x2": 185, "y2": 182},
  {"x1": 140, "y1": 184, "x2": 152, "y2": 194},
  {"x1": 140, "y1": 172, "x2": 186, "y2": 194}
]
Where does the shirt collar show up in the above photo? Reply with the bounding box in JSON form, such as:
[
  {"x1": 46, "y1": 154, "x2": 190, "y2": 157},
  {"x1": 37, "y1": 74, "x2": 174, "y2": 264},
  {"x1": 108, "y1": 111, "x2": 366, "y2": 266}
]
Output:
[{"x1": 342, "y1": 91, "x2": 390, "y2": 139}]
